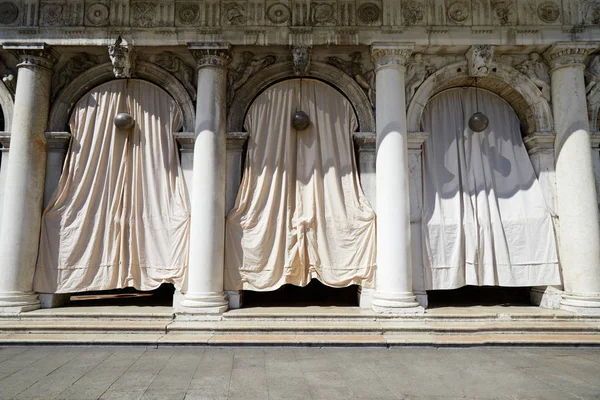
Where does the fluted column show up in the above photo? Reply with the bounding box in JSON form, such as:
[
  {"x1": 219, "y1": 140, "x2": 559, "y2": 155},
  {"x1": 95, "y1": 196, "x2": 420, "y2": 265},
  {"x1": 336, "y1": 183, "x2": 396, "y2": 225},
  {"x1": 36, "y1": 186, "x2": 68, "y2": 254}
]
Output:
[
  {"x1": 0, "y1": 43, "x2": 56, "y2": 313},
  {"x1": 371, "y1": 43, "x2": 422, "y2": 314},
  {"x1": 544, "y1": 42, "x2": 600, "y2": 315},
  {"x1": 179, "y1": 43, "x2": 231, "y2": 314}
]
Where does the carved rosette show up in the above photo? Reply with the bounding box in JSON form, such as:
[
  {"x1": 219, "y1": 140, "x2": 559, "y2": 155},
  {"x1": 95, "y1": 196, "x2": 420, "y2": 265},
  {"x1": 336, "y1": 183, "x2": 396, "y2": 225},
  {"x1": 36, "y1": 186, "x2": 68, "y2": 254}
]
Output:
[
  {"x1": 189, "y1": 43, "x2": 232, "y2": 68},
  {"x1": 371, "y1": 44, "x2": 413, "y2": 69},
  {"x1": 3, "y1": 43, "x2": 58, "y2": 71},
  {"x1": 543, "y1": 43, "x2": 598, "y2": 70}
]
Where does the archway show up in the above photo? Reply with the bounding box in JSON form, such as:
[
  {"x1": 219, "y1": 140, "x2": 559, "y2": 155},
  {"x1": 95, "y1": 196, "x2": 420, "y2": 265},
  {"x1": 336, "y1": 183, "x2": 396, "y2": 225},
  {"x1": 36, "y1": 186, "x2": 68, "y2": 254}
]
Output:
[{"x1": 225, "y1": 78, "x2": 376, "y2": 307}]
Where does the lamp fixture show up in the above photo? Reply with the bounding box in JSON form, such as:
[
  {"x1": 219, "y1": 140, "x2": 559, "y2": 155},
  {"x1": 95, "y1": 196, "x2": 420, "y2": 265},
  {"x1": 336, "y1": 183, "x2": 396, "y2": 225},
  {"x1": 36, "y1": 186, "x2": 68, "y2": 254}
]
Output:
[
  {"x1": 114, "y1": 112, "x2": 135, "y2": 130},
  {"x1": 291, "y1": 78, "x2": 310, "y2": 131},
  {"x1": 468, "y1": 77, "x2": 489, "y2": 133}
]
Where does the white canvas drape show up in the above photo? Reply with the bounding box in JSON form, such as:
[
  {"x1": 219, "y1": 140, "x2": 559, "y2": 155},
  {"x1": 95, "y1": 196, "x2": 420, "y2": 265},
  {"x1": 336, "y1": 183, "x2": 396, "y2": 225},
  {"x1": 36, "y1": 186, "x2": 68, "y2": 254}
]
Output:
[
  {"x1": 225, "y1": 79, "x2": 376, "y2": 291},
  {"x1": 34, "y1": 79, "x2": 190, "y2": 293},
  {"x1": 421, "y1": 87, "x2": 561, "y2": 290}
]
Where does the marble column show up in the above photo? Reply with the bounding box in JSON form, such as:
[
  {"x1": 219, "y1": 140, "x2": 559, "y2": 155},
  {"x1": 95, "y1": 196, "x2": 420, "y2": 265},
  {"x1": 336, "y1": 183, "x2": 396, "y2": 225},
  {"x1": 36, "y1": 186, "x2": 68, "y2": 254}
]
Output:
[
  {"x1": 0, "y1": 43, "x2": 56, "y2": 313},
  {"x1": 179, "y1": 43, "x2": 231, "y2": 315},
  {"x1": 544, "y1": 42, "x2": 600, "y2": 315},
  {"x1": 0, "y1": 133, "x2": 10, "y2": 231},
  {"x1": 371, "y1": 43, "x2": 422, "y2": 314}
]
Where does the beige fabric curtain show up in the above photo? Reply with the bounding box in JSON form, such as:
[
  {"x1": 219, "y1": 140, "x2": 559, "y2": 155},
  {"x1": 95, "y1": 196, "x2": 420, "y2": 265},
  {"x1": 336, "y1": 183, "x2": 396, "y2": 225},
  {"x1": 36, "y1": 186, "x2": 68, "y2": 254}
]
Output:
[
  {"x1": 34, "y1": 79, "x2": 190, "y2": 293},
  {"x1": 421, "y1": 88, "x2": 561, "y2": 290},
  {"x1": 225, "y1": 79, "x2": 376, "y2": 291}
]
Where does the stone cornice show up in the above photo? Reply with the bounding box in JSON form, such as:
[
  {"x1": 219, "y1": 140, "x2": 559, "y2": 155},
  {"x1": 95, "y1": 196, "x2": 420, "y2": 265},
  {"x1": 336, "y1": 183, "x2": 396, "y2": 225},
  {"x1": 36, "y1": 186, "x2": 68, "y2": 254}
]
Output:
[
  {"x1": 188, "y1": 42, "x2": 232, "y2": 68},
  {"x1": 523, "y1": 132, "x2": 555, "y2": 154},
  {"x1": 543, "y1": 42, "x2": 599, "y2": 70},
  {"x1": 353, "y1": 132, "x2": 376, "y2": 150},
  {"x1": 3, "y1": 43, "x2": 58, "y2": 71},
  {"x1": 45, "y1": 132, "x2": 71, "y2": 151},
  {"x1": 407, "y1": 132, "x2": 429, "y2": 151},
  {"x1": 371, "y1": 43, "x2": 414, "y2": 68}
]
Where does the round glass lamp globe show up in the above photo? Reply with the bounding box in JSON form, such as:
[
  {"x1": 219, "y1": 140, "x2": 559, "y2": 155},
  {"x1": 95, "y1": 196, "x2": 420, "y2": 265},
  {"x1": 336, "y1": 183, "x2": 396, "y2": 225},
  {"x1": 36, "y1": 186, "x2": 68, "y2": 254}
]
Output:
[
  {"x1": 292, "y1": 110, "x2": 310, "y2": 131},
  {"x1": 468, "y1": 112, "x2": 489, "y2": 132},
  {"x1": 114, "y1": 112, "x2": 135, "y2": 130}
]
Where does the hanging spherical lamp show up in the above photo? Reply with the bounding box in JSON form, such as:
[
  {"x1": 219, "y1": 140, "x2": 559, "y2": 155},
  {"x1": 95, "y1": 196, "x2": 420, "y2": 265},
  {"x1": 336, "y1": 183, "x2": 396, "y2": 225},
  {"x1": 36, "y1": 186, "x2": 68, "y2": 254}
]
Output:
[
  {"x1": 468, "y1": 77, "x2": 489, "y2": 133},
  {"x1": 114, "y1": 112, "x2": 135, "y2": 130},
  {"x1": 292, "y1": 110, "x2": 310, "y2": 131}
]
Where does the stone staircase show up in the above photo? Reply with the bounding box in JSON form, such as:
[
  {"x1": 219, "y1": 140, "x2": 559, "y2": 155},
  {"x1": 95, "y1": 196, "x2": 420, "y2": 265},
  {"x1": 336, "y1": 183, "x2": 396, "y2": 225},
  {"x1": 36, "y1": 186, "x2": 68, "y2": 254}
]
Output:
[{"x1": 0, "y1": 306, "x2": 599, "y2": 346}]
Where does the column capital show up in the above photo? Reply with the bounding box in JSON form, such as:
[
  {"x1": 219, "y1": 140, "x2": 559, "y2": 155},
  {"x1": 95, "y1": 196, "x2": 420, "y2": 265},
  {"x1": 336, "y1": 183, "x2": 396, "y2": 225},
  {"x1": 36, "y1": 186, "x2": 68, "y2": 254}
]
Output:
[
  {"x1": 3, "y1": 43, "x2": 58, "y2": 71},
  {"x1": 45, "y1": 132, "x2": 71, "y2": 152},
  {"x1": 543, "y1": 42, "x2": 599, "y2": 71},
  {"x1": 188, "y1": 42, "x2": 232, "y2": 68},
  {"x1": 371, "y1": 43, "x2": 414, "y2": 68}
]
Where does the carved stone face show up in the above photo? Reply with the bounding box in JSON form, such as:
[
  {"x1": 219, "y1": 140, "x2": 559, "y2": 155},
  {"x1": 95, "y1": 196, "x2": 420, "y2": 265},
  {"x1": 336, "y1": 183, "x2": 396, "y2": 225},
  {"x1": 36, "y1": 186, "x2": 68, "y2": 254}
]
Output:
[
  {"x1": 413, "y1": 53, "x2": 423, "y2": 63},
  {"x1": 292, "y1": 46, "x2": 310, "y2": 76},
  {"x1": 109, "y1": 45, "x2": 131, "y2": 78}
]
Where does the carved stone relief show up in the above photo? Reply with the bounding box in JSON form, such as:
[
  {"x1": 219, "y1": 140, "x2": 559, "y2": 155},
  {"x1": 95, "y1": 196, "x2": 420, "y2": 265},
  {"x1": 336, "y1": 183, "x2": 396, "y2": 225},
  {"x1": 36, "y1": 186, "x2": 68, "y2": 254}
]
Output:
[
  {"x1": 130, "y1": 0, "x2": 157, "y2": 27},
  {"x1": 583, "y1": 0, "x2": 600, "y2": 24},
  {"x1": 586, "y1": 55, "x2": 600, "y2": 131},
  {"x1": 176, "y1": 2, "x2": 199, "y2": 24},
  {"x1": 40, "y1": 0, "x2": 84, "y2": 26},
  {"x1": 266, "y1": 2, "x2": 290, "y2": 24},
  {"x1": 0, "y1": 60, "x2": 16, "y2": 96},
  {"x1": 292, "y1": 45, "x2": 311, "y2": 76},
  {"x1": 402, "y1": 0, "x2": 425, "y2": 26},
  {"x1": 471, "y1": 0, "x2": 490, "y2": 25},
  {"x1": 311, "y1": 2, "x2": 337, "y2": 25},
  {"x1": 357, "y1": 2, "x2": 381, "y2": 25},
  {"x1": 53, "y1": 53, "x2": 101, "y2": 99},
  {"x1": 86, "y1": 2, "x2": 109, "y2": 26},
  {"x1": 152, "y1": 51, "x2": 196, "y2": 100},
  {"x1": 446, "y1": 0, "x2": 471, "y2": 24},
  {"x1": 537, "y1": 1, "x2": 559, "y2": 23},
  {"x1": 108, "y1": 36, "x2": 135, "y2": 78},
  {"x1": 222, "y1": 1, "x2": 246, "y2": 26},
  {"x1": 326, "y1": 51, "x2": 376, "y2": 108},
  {"x1": 491, "y1": 0, "x2": 515, "y2": 25},
  {"x1": 0, "y1": 1, "x2": 19, "y2": 24},
  {"x1": 466, "y1": 45, "x2": 494, "y2": 77},
  {"x1": 516, "y1": 52, "x2": 551, "y2": 103},
  {"x1": 405, "y1": 53, "x2": 435, "y2": 105},
  {"x1": 227, "y1": 51, "x2": 276, "y2": 104}
]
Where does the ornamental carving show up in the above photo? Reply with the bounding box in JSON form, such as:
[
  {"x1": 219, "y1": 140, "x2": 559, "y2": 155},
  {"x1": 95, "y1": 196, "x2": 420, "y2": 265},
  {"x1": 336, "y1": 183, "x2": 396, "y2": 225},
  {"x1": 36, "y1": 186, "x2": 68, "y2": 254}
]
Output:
[
  {"x1": 0, "y1": 1, "x2": 18, "y2": 24},
  {"x1": 543, "y1": 44, "x2": 597, "y2": 70},
  {"x1": 405, "y1": 53, "x2": 435, "y2": 104},
  {"x1": 41, "y1": 3, "x2": 65, "y2": 26},
  {"x1": 0, "y1": 60, "x2": 15, "y2": 95},
  {"x1": 585, "y1": 55, "x2": 600, "y2": 104},
  {"x1": 292, "y1": 45, "x2": 311, "y2": 76},
  {"x1": 5, "y1": 44, "x2": 58, "y2": 70},
  {"x1": 176, "y1": 3, "x2": 199, "y2": 25},
  {"x1": 228, "y1": 52, "x2": 276, "y2": 104},
  {"x1": 86, "y1": 3, "x2": 109, "y2": 26},
  {"x1": 447, "y1": 1, "x2": 470, "y2": 23},
  {"x1": 583, "y1": 0, "x2": 600, "y2": 24},
  {"x1": 371, "y1": 46, "x2": 413, "y2": 67},
  {"x1": 267, "y1": 3, "x2": 291, "y2": 24},
  {"x1": 108, "y1": 36, "x2": 135, "y2": 78},
  {"x1": 311, "y1": 2, "x2": 336, "y2": 25},
  {"x1": 491, "y1": 0, "x2": 514, "y2": 25},
  {"x1": 466, "y1": 45, "x2": 493, "y2": 77},
  {"x1": 53, "y1": 53, "x2": 101, "y2": 99},
  {"x1": 131, "y1": 1, "x2": 157, "y2": 27},
  {"x1": 189, "y1": 43, "x2": 232, "y2": 68},
  {"x1": 222, "y1": 2, "x2": 246, "y2": 26},
  {"x1": 357, "y1": 2, "x2": 381, "y2": 24},
  {"x1": 402, "y1": 0, "x2": 425, "y2": 26},
  {"x1": 537, "y1": 1, "x2": 559, "y2": 23},
  {"x1": 152, "y1": 51, "x2": 196, "y2": 99},
  {"x1": 327, "y1": 52, "x2": 376, "y2": 108},
  {"x1": 516, "y1": 52, "x2": 550, "y2": 102}
]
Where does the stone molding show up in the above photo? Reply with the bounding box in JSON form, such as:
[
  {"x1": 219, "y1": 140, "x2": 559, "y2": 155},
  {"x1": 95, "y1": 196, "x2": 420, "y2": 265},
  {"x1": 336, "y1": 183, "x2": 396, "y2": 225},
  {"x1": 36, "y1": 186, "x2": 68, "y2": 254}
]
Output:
[
  {"x1": 353, "y1": 132, "x2": 375, "y2": 151},
  {"x1": 543, "y1": 42, "x2": 599, "y2": 70},
  {"x1": 188, "y1": 42, "x2": 232, "y2": 68},
  {"x1": 371, "y1": 43, "x2": 414, "y2": 68},
  {"x1": 3, "y1": 42, "x2": 58, "y2": 71},
  {"x1": 174, "y1": 131, "x2": 249, "y2": 152},
  {"x1": 407, "y1": 131, "x2": 429, "y2": 151},
  {"x1": 0, "y1": 131, "x2": 9, "y2": 149},
  {"x1": 227, "y1": 60, "x2": 375, "y2": 133},
  {"x1": 45, "y1": 131, "x2": 71, "y2": 151},
  {"x1": 48, "y1": 61, "x2": 195, "y2": 132},
  {"x1": 407, "y1": 60, "x2": 554, "y2": 135},
  {"x1": 523, "y1": 132, "x2": 556, "y2": 154}
]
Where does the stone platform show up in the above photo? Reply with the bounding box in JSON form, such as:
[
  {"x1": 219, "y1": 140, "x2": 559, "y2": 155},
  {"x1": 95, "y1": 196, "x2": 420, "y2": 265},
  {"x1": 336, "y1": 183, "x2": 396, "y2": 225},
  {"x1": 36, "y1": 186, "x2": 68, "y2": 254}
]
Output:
[{"x1": 0, "y1": 306, "x2": 599, "y2": 347}]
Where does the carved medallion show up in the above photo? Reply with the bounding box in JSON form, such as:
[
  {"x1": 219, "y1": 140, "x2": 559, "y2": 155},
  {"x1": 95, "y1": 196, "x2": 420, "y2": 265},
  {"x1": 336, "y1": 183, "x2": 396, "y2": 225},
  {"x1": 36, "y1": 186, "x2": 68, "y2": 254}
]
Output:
[
  {"x1": 491, "y1": 0, "x2": 513, "y2": 25},
  {"x1": 0, "y1": 1, "x2": 18, "y2": 24},
  {"x1": 41, "y1": 3, "x2": 65, "y2": 25},
  {"x1": 177, "y1": 3, "x2": 199, "y2": 24},
  {"x1": 223, "y1": 2, "x2": 246, "y2": 26},
  {"x1": 86, "y1": 3, "x2": 109, "y2": 26},
  {"x1": 537, "y1": 1, "x2": 559, "y2": 23},
  {"x1": 312, "y1": 2, "x2": 336, "y2": 25},
  {"x1": 267, "y1": 3, "x2": 290, "y2": 24},
  {"x1": 357, "y1": 2, "x2": 381, "y2": 24},
  {"x1": 447, "y1": 1, "x2": 470, "y2": 23},
  {"x1": 131, "y1": 1, "x2": 157, "y2": 27},
  {"x1": 402, "y1": 0, "x2": 425, "y2": 25}
]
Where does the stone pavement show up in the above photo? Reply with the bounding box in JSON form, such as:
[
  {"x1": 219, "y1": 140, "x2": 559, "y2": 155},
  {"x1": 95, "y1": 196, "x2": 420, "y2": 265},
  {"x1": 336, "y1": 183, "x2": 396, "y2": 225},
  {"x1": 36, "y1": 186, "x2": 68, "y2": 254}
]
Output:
[{"x1": 0, "y1": 347, "x2": 599, "y2": 399}]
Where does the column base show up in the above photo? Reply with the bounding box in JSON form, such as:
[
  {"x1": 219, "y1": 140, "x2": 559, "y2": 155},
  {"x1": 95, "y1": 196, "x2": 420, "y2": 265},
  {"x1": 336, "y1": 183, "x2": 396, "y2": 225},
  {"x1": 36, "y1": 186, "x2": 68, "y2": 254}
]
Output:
[
  {"x1": 177, "y1": 291, "x2": 228, "y2": 315},
  {"x1": 225, "y1": 290, "x2": 243, "y2": 309},
  {"x1": 560, "y1": 293, "x2": 600, "y2": 315},
  {"x1": 415, "y1": 291, "x2": 428, "y2": 309},
  {"x1": 0, "y1": 292, "x2": 40, "y2": 314},
  {"x1": 358, "y1": 287, "x2": 375, "y2": 309},
  {"x1": 530, "y1": 286, "x2": 562, "y2": 309},
  {"x1": 372, "y1": 291, "x2": 424, "y2": 314}
]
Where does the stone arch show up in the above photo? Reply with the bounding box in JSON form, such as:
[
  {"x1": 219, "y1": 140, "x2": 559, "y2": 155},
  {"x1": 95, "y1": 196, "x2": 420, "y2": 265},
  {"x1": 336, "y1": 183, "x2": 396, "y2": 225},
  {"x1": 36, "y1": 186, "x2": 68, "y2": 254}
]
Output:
[
  {"x1": 48, "y1": 61, "x2": 195, "y2": 132},
  {"x1": 407, "y1": 61, "x2": 554, "y2": 135},
  {"x1": 0, "y1": 81, "x2": 14, "y2": 131},
  {"x1": 228, "y1": 61, "x2": 375, "y2": 133}
]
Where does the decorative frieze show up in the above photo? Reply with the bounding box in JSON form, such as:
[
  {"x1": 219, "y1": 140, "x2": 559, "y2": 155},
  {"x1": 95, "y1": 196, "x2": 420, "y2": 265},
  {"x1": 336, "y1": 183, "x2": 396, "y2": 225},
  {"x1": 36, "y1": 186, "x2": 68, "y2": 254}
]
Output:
[
  {"x1": 3, "y1": 42, "x2": 58, "y2": 71},
  {"x1": 0, "y1": 1, "x2": 19, "y2": 24},
  {"x1": 516, "y1": 52, "x2": 551, "y2": 102},
  {"x1": 188, "y1": 42, "x2": 232, "y2": 68},
  {"x1": 537, "y1": 1, "x2": 560, "y2": 23},
  {"x1": 405, "y1": 53, "x2": 435, "y2": 104},
  {"x1": 327, "y1": 51, "x2": 375, "y2": 107},
  {"x1": 227, "y1": 51, "x2": 275, "y2": 104},
  {"x1": 543, "y1": 42, "x2": 598, "y2": 70},
  {"x1": 53, "y1": 53, "x2": 101, "y2": 99},
  {"x1": 152, "y1": 51, "x2": 196, "y2": 99}
]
